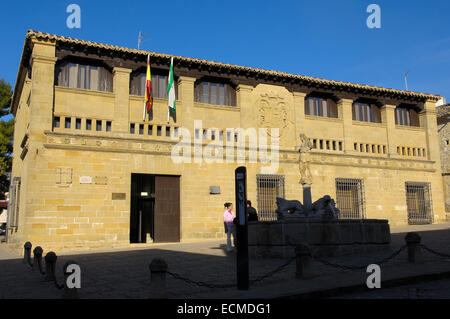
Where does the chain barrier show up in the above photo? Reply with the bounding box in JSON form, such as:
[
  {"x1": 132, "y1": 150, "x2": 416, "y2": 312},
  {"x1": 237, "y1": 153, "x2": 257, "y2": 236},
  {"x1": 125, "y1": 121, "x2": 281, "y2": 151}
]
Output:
[
  {"x1": 250, "y1": 256, "x2": 296, "y2": 285},
  {"x1": 167, "y1": 256, "x2": 296, "y2": 289},
  {"x1": 420, "y1": 244, "x2": 450, "y2": 259},
  {"x1": 167, "y1": 271, "x2": 237, "y2": 289},
  {"x1": 54, "y1": 281, "x2": 64, "y2": 290},
  {"x1": 22, "y1": 241, "x2": 450, "y2": 293},
  {"x1": 310, "y1": 245, "x2": 407, "y2": 271}
]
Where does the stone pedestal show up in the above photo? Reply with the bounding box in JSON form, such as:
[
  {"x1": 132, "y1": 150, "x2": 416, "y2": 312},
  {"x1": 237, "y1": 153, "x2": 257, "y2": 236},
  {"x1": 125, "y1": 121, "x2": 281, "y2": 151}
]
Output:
[{"x1": 249, "y1": 219, "x2": 391, "y2": 258}]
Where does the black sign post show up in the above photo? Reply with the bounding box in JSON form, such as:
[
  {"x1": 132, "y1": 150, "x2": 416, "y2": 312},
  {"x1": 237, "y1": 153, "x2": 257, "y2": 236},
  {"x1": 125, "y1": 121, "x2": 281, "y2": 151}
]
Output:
[{"x1": 235, "y1": 166, "x2": 249, "y2": 290}]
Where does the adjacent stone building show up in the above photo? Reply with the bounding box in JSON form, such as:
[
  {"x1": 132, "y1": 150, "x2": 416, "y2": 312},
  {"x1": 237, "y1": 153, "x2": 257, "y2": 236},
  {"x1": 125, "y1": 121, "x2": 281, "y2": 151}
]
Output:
[
  {"x1": 437, "y1": 103, "x2": 449, "y2": 218},
  {"x1": 6, "y1": 30, "x2": 446, "y2": 252}
]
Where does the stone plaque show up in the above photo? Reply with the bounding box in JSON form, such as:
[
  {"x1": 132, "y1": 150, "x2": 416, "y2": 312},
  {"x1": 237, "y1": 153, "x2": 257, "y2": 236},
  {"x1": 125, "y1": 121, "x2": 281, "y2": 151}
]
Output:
[
  {"x1": 94, "y1": 176, "x2": 108, "y2": 185},
  {"x1": 79, "y1": 176, "x2": 92, "y2": 184},
  {"x1": 112, "y1": 193, "x2": 126, "y2": 200},
  {"x1": 209, "y1": 186, "x2": 221, "y2": 194}
]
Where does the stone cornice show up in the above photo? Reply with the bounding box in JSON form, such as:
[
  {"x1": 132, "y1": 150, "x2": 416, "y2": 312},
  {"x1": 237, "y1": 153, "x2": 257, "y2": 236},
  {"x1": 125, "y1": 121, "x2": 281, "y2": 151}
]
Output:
[{"x1": 42, "y1": 131, "x2": 437, "y2": 172}]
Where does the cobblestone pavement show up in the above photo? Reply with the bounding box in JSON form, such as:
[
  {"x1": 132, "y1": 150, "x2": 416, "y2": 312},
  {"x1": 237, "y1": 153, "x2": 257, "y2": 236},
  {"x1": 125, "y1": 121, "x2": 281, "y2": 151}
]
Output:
[{"x1": 0, "y1": 223, "x2": 449, "y2": 299}]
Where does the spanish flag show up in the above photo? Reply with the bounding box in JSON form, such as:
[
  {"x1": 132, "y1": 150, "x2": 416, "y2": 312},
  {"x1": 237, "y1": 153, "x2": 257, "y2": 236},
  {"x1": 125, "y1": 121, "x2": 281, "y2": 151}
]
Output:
[{"x1": 143, "y1": 54, "x2": 152, "y2": 121}]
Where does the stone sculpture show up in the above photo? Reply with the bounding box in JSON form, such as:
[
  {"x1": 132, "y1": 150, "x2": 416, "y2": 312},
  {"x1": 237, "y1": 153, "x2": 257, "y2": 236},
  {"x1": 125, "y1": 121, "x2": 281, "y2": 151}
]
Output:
[
  {"x1": 276, "y1": 195, "x2": 340, "y2": 220},
  {"x1": 297, "y1": 133, "x2": 313, "y2": 185}
]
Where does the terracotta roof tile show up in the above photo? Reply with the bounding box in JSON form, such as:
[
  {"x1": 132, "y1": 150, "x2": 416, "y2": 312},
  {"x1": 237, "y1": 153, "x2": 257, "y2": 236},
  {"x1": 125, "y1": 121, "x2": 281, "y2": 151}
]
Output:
[{"x1": 25, "y1": 30, "x2": 441, "y2": 101}]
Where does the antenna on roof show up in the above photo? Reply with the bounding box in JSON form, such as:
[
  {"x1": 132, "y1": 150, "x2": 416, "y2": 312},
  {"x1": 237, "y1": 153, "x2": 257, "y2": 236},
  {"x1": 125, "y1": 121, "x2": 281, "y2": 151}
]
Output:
[
  {"x1": 404, "y1": 70, "x2": 410, "y2": 90},
  {"x1": 138, "y1": 31, "x2": 149, "y2": 50}
]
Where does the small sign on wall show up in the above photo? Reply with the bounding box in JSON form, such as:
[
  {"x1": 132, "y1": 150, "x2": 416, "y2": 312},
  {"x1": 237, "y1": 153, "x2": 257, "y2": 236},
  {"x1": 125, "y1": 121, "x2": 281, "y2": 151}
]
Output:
[
  {"x1": 112, "y1": 193, "x2": 126, "y2": 200},
  {"x1": 79, "y1": 176, "x2": 92, "y2": 184},
  {"x1": 210, "y1": 186, "x2": 221, "y2": 194}
]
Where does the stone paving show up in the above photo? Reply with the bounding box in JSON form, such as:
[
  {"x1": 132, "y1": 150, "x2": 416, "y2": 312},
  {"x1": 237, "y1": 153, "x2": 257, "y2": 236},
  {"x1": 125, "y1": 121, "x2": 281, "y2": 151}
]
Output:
[{"x1": 0, "y1": 223, "x2": 449, "y2": 299}]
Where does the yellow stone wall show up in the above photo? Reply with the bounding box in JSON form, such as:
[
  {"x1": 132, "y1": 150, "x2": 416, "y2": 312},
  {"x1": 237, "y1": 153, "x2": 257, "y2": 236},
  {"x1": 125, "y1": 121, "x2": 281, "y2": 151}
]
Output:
[{"x1": 7, "y1": 37, "x2": 446, "y2": 252}]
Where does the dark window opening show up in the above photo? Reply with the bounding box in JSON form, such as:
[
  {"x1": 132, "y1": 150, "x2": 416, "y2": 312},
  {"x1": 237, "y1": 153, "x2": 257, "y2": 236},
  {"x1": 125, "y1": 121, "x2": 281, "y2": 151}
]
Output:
[
  {"x1": 352, "y1": 102, "x2": 381, "y2": 123},
  {"x1": 194, "y1": 80, "x2": 236, "y2": 106},
  {"x1": 395, "y1": 105, "x2": 420, "y2": 127},
  {"x1": 305, "y1": 96, "x2": 338, "y2": 118},
  {"x1": 53, "y1": 116, "x2": 60, "y2": 128},
  {"x1": 55, "y1": 61, "x2": 113, "y2": 92}
]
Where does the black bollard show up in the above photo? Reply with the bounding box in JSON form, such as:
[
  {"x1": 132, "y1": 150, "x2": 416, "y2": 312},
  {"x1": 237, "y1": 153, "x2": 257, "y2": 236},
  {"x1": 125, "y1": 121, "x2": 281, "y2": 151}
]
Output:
[
  {"x1": 296, "y1": 244, "x2": 312, "y2": 279},
  {"x1": 44, "y1": 252, "x2": 57, "y2": 281},
  {"x1": 63, "y1": 260, "x2": 80, "y2": 299},
  {"x1": 149, "y1": 258, "x2": 168, "y2": 299},
  {"x1": 23, "y1": 242, "x2": 32, "y2": 267},
  {"x1": 235, "y1": 167, "x2": 249, "y2": 290},
  {"x1": 405, "y1": 232, "x2": 423, "y2": 263},
  {"x1": 33, "y1": 246, "x2": 44, "y2": 273}
]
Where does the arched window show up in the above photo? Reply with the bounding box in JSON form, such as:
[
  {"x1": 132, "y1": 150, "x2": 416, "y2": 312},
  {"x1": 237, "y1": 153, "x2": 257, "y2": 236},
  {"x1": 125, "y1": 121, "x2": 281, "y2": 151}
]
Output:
[
  {"x1": 395, "y1": 104, "x2": 420, "y2": 127},
  {"x1": 352, "y1": 101, "x2": 381, "y2": 123},
  {"x1": 55, "y1": 60, "x2": 113, "y2": 92},
  {"x1": 304, "y1": 95, "x2": 338, "y2": 118},
  {"x1": 194, "y1": 80, "x2": 236, "y2": 106}
]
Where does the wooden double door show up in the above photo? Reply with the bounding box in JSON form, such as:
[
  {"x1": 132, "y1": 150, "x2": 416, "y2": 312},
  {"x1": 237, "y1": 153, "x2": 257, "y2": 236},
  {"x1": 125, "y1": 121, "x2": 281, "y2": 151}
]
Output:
[{"x1": 130, "y1": 174, "x2": 180, "y2": 243}]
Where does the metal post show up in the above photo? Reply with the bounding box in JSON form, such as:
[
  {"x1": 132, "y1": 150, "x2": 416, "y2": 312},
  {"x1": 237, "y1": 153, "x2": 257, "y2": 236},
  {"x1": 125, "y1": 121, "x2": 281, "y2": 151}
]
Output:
[
  {"x1": 44, "y1": 252, "x2": 57, "y2": 281},
  {"x1": 405, "y1": 232, "x2": 422, "y2": 263},
  {"x1": 149, "y1": 258, "x2": 168, "y2": 299},
  {"x1": 23, "y1": 242, "x2": 32, "y2": 267},
  {"x1": 138, "y1": 210, "x2": 142, "y2": 243},
  {"x1": 63, "y1": 260, "x2": 80, "y2": 299},
  {"x1": 235, "y1": 166, "x2": 249, "y2": 290},
  {"x1": 296, "y1": 244, "x2": 312, "y2": 279}
]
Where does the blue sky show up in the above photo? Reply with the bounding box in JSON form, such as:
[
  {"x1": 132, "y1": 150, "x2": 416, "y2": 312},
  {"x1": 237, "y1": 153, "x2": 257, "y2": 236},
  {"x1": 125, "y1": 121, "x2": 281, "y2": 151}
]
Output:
[{"x1": 1, "y1": 0, "x2": 449, "y2": 108}]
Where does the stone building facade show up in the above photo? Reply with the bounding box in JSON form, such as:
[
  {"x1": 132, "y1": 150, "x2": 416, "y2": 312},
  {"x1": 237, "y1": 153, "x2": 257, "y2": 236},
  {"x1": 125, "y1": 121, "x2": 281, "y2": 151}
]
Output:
[
  {"x1": 437, "y1": 104, "x2": 449, "y2": 217},
  {"x1": 6, "y1": 30, "x2": 446, "y2": 252}
]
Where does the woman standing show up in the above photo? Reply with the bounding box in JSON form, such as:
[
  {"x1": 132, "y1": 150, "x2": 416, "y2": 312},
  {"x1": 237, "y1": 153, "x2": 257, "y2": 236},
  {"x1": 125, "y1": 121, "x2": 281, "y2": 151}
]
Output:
[{"x1": 223, "y1": 202, "x2": 236, "y2": 252}]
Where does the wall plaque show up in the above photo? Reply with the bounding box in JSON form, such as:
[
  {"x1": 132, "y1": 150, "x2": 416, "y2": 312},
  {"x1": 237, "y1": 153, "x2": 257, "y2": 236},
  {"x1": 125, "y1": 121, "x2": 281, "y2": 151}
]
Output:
[
  {"x1": 94, "y1": 176, "x2": 108, "y2": 185},
  {"x1": 112, "y1": 193, "x2": 126, "y2": 200},
  {"x1": 79, "y1": 176, "x2": 92, "y2": 184}
]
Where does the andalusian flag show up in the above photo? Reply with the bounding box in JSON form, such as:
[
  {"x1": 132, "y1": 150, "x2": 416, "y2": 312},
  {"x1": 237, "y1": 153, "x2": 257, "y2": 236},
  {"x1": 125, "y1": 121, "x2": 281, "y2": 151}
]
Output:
[
  {"x1": 143, "y1": 54, "x2": 152, "y2": 121},
  {"x1": 167, "y1": 57, "x2": 176, "y2": 122}
]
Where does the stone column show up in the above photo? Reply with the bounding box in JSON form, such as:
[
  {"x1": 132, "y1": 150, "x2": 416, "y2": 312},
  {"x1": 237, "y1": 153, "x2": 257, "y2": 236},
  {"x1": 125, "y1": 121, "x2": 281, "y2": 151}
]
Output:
[
  {"x1": 293, "y1": 92, "x2": 307, "y2": 146},
  {"x1": 113, "y1": 67, "x2": 132, "y2": 133},
  {"x1": 420, "y1": 100, "x2": 441, "y2": 164},
  {"x1": 237, "y1": 84, "x2": 254, "y2": 129},
  {"x1": 337, "y1": 98, "x2": 354, "y2": 154},
  {"x1": 29, "y1": 39, "x2": 57, "y2": 143},
  {"x1": 177, "y1": 76, "x2": 196, "y2": 132},
  {"x1": 381, "y1": 104, "x2": 398, "y2": 158}
]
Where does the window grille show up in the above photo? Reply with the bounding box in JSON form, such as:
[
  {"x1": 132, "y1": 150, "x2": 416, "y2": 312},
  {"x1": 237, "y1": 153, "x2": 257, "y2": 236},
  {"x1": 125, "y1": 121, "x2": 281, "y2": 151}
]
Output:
[
  {"x1": 335, "y1": 178, "x2": 365, "y2": 219},
  {"x1": 7, "y1": 177, "x2": 21, "y2": 231},
  {"x1": 405, "y1": 182, "x2": 433, "y2": 224},
  {"x1": 256, "y1": 174, "x2": 285, "y2": 221}
]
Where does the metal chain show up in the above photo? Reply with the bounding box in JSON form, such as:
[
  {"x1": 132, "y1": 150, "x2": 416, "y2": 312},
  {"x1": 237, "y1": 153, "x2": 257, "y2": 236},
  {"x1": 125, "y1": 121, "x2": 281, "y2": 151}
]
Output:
[
  {"x1": 167, "y1": 256, "x2": 296, "y2": 289},
  {"x1": 311, "y1": 245, "x2": 407, "y2": 270},
  {"x1": 54, "y1": 280, "x2": 64, "y2": 290},
  {"x1": 167, "y1": 271, "x2": 237, "y2": 289},
  {"x1": 250, "y1": 256, "x2": 296, "y2": 285},
  {"x1": 420, "y1": 244, "x2": 450, "y2": 259}
]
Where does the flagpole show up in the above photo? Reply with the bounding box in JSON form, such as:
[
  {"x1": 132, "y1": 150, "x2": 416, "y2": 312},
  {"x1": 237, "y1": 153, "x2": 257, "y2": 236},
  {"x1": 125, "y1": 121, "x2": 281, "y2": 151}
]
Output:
[{"x1": 143, "y1": 101, "x2": 146, "y2": 122}]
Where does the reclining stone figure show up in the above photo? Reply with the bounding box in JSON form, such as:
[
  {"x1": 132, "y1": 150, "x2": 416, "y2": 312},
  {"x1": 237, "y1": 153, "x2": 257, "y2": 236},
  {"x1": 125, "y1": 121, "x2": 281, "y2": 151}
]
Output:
[
  {"x1": 275, "y1": 195, "x2": 340, "y2": 220},
  {"x1": 310, "y1": 195, "x2": 340, "y2": 219},
  {"x1": 275, "y1": 197, "x2": 305, "y2": 219}
]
